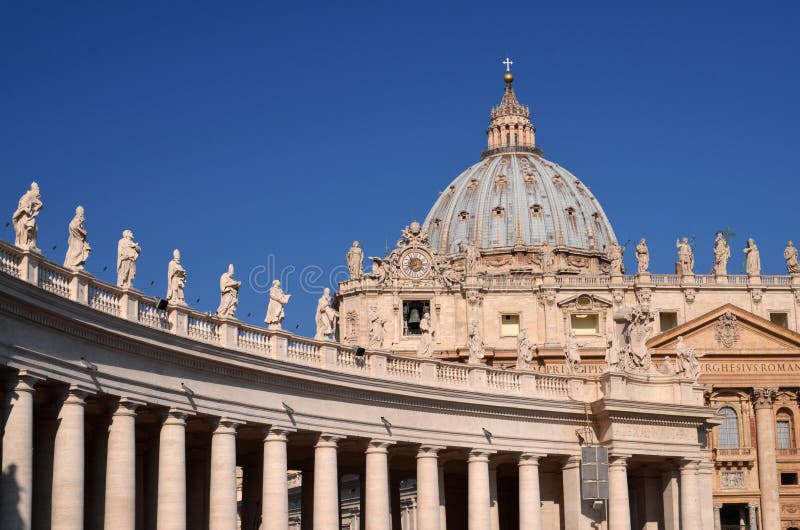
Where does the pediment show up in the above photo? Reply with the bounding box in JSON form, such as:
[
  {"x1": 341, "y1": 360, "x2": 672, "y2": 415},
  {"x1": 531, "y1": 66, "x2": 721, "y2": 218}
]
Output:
[
  {"x1": 557, "y1": 293, "x2": 613, "y2": 310},
  {"x1": 647, "y1": 304, "x2": 800, "y2": 355}
]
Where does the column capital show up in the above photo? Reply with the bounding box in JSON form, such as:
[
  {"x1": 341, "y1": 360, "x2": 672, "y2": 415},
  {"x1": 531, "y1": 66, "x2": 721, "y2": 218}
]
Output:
[
  {"x1": 518, "y1": 452, "x2": 545, "y2": 466},
  {"x1": 162, "y1": 407, "x2": 188, "y2": 426},
  {"x1": 5, "y1": 369, "x2": 45, "y2": 392},
  {"x1": 562, "y1": 455, "x2": 582, "y2": 469},
  {"x1": 714, "y1": 504, "x2": 722, "y2": 510},
  {"x1": 609, "y1": 454, "x2": 631, "y2": 467},
  {"x1": 680, "y1": 459, "x2": 700, "y2": 471},
  {"x1": 468, "y1": 449, "x2": 495, "y2": 462},
  {"x1": 416, "y1": 444, "x2": 446, "y2": 459},
  {"x1": 366, "y1": 439, "x2": 394, "y2": 453},
  {"x1": 265, "y1": 425, "x2": 295, "y2": 442},
  {"x1": 752, "y1": 387, "x2": 778, "y2": 409},
  {"x1": 747, "y1": 502, "x2": 758, "y2": 509},
  {"x1": 211, "y1": 417, "x2": 241, "y2": 434},
  {"x1": 110, "y1": 397, "x2": 144, "y2": 417},
  {"x1": 314, "y1": 432, "x2": 345, "y2": 448},
  {"x1": 61, "y1": 384, "x2": 91, "y2": 405}
]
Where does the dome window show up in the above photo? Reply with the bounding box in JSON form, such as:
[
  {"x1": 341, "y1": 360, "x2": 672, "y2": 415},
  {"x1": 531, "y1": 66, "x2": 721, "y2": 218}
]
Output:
[
  {"x1": 553, "y1": 174, "x2": 563, "y2": 186},
  {"x1": 524, "y1": 172, "x2": 536, "y2": 185},
  {"x1": 530, "y1": 204, "x2": 543, "y2": 217},
  {"x1": 566, "y1": 207, "x2": 576, "y2": 217},
  {"x1": 458, "y1": 211, "x2": 470, "y2": 222},
  {"x1": 432, "y1": 218, "x2": 442, "y2": 228},
  {"x1": 467, "y1": 178, "x2": 479, "y2": 193},
  {"x1": 493, "y1": 206, "x2": 505, "y2": 217},
  {"x1": 565, "y1": 208, "x2": 578, "y2": 230},
  {"x1": 592, "y1": 212, "x2": 602, "y2": 225},
  {"x1": 494, "y1": 174, "x2": 508, "y2": 190}
]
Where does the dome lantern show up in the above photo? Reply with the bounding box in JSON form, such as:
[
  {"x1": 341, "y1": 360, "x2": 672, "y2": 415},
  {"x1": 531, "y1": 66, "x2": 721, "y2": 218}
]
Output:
[{"x1": 485, "y1": 58, "x2": 537, "y2": 156}]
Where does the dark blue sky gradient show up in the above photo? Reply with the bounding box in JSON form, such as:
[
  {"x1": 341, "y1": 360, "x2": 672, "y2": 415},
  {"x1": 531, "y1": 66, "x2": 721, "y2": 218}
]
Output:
[{"x1": 2, "y1": 1, "x2": 799, "y2": 331}]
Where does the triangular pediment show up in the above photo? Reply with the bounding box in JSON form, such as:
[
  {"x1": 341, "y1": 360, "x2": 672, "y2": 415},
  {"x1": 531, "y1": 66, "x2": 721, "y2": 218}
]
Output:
[
  {"x1": 646, "y1": 303, "x2": 800, "y2": 355},
  {"x1": 557, "y1": 293, "x2": 613, "y2": 310}
]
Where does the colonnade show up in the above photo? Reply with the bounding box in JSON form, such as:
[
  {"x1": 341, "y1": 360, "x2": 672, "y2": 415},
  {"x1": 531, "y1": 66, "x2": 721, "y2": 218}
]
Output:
[{"x1": 1, "y1": 371, "x2": 710, "y2": 530}]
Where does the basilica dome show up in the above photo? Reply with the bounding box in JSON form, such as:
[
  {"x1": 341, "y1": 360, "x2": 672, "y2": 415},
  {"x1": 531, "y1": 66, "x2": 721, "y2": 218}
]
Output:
[{"x1": 424, "y1": 72, "x2": 618, "y2": 261}]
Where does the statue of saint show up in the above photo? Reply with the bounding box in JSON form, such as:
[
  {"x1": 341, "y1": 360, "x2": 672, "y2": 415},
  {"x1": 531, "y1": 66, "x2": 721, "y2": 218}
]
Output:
[
  {"x1": 564, "y1": 332, "x2": 582, "y2": 374},
  {"x1": 605, "y1": 330, "x2": 620, "y2": 371},
  {"x1": 314, "y1": 288, "x2": 338, "y2": 340},
  {"x1": 539, "y1": 242, "x2": 555, "y2": 273},
  {"x1": 368, "y1": 306, "x2": 386, "y2": 349},
  {"x1": 63, "y1": 205, "x2": 92, "y2": 271},
  {"x1": 166, "y1": 249, "x2": 187, "y2": 306},
  {"x1": 370, "y1": 257, "x2": 392, "y2": 286},
  {"x1": 346, "y1": 242, "x2": 363, "y2": 279},
  {"x1": 265, "y1": 280, "x2": 291, "y2": 329},
  {"x1": 744, "y1": 238, "x2": 761, "y2": 276},
  {"x1": 12, "y1": 181, "x2": 43, "y2": 251},
  {"x1": 608, "y1": 242, "x2": 624, "y2": 275},
  {"x1": 676, "y1": 237, "x2": 694, "y2": 274},
  {"x1": 465, "y1": 242, "x2": 479, "y2": 275},
  {"x1": 712, "y1": 232, "x2": 730, "y2": 276},
  {"x1": 635, "y1": 238, "x2": 649, "y2": 274},
  {"x1": 516, "y1": 329, "x2": 536, "y2": 370},
  {"x1": 417, "y1": 312, "x2": 434, "y2": 357},
  {"x1": 216, "y1": 264, "x2": 241, "y2": 319},
  {"x1": 116, "y1": 230, "x2": 141, "y2": 288},
  {"x1": 785, "y1": 241, "x2": 800, "y2": 274},
  {"x1": 658, "y1": 355, "x2": 675, "y2": 375},
  {"x1": 675, "y1": 336, "x2": 703, "y2": 381},
  {"x1": 467, "y1": 320, "x2": 484, "y2": 364}
]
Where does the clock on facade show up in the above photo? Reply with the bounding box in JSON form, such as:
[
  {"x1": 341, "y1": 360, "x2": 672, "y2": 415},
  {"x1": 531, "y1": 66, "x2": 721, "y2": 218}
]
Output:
[{"x1": 401, "y1": 250, "x2": 431, "y2": 279}]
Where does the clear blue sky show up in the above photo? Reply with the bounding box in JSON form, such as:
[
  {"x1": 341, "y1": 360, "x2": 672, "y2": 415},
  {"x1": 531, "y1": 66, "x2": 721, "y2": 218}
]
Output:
[{"x1": 2, "y1": 1, "x2": 799, "y2": 332}]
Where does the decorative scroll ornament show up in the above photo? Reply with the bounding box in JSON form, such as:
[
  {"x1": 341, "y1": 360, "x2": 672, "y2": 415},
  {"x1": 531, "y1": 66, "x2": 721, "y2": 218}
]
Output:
[
  {"x1": 715, "y1": 311, "x2": 740, "y2": 348},
  {"x1": 752, "y1": 387, "x2": 777, "y2": 410}
]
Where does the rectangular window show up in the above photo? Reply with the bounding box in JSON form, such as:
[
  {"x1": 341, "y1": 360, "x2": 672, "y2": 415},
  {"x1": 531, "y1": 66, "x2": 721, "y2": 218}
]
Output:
[
  {"x1": 770, "y1": 312, "x2": 789, "y2": 328},
  {"x1": 781, "y1": 472, "x2": 798, "y2": 485},
  {"x1": 777, "y1": 421, "x2": 792, "y2": 449},
  {"x1": 501, "y1": 314, "x2": 520, "y2": 337},
  {"x1": 570, "y1": 313, "x2": 599, "y2": 336},
  {"x1": 402, "y1": 300, "x2": 429, "y2": 336},
  {"x1": 660, "y1": 312, "x2": 678, "y2": 332}
]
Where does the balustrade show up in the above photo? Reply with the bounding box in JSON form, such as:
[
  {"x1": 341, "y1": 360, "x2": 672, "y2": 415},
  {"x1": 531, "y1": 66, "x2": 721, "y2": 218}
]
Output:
[
  {"x1": 0, "y1": 245, "x2": 22, "y2": 277},
  {"x1": 88, "y1": 284, "x2": 121, "y2": 315},
  {"x1": 38, "y1": 262, "x2": 71, "y2": 297}
]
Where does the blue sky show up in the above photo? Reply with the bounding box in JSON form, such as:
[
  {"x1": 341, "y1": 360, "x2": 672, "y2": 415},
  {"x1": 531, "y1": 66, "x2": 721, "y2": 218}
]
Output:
[{"x1": 1, "y1": 1, "x2": 799, "y2": 332}]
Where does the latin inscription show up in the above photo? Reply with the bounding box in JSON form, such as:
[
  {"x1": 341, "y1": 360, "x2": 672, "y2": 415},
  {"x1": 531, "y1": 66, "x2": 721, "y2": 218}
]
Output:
[{"x1": 701, "y1": 362, "x2": 800, "y2": 373}]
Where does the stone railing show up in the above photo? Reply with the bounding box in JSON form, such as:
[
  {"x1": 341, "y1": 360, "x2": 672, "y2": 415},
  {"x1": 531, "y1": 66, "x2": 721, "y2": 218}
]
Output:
[
  {"x1": 0, "y1": 239, "x2": 706, "y2": 404},
  {"x1": 713, "y1": 447, "x2": 754, "y2": 461}
]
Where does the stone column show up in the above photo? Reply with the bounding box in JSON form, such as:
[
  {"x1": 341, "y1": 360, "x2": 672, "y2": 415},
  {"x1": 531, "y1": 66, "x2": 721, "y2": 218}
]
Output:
[
  {"x1": 679, "y1": 460, "x2": 701, "y2": 530},
  {"x1": 698, "y1": 461, "x2": 715, "y2": 530},
  {"x1": 301, "y1": 470, "x2": 314, "y2": 530},
  {"x1": 313, "y1": 433, "x2": 342, "y2": 530},
  {"x1": 438, "y1": 463, "x2": 447, "y2": 530},
  {"x1": 518, "y1": 453, "x2": 543, "y2": 530},
  {"x1": 489, "y1": 462, "x2": 500, "y2": 530},
  {"x1": 748, "y1": 503, "x2": 758, "y2": 530},
  {"x1": 51, "y1": 386, "x2": 88, "y2": 530},
  {"x1": 263, "y1": 427, "x2": 292, "y2": 530},
  {"x1": 157, "y1": 408, "x2": 188, "y2": 530},
  {"x1": 209, "y1": 418, "x2": 239, "y2": 530},
  {"x1": 416, "y1": 446, "x2": 443, "y2": 530},
  {"x1": 713, "y1": 504, "x2": 722, "y2": 530},
  {"x1": 661, "y1": 467, "x2": 680, "y2": 530},
  {"x1": 608, "y1": 456, "x2": 632, "y2": 530},
  {"x1": 103, "y1": 398, "x2": 140, "y2": 530},
  {"x1": 753, "y1": 388, "x2": 780, "y2": 530},
  {"x1": 364, "y1": 440, "x2": 393, "y2": 530},
  {"x1": 642, "y1": 475, "x2": 660, "y2": 530},
  {"x1": 468, "y1": 450, "x2": 492, "y2": 530},
  {"x1": 562, "y1": 456, "x2": 592, "y2": 530},
  {"x1": 1, "y1": 372, "x2": 40, "y2": 530}
]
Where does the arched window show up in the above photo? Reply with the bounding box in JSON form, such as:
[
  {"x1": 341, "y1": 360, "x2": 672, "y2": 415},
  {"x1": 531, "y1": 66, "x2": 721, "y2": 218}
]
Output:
[
  {"x1": 777, "y1": 408, "x2": 795, "y2": 450},
  {"x1": 717, "y1": 407, "x2": 740, "y2": 448}
]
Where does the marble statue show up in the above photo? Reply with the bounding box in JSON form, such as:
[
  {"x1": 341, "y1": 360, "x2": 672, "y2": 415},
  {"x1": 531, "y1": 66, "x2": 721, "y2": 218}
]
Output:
[
  {"x1": 12, "y1": 181, "x2": 43, "y2": 251},
  {"x1": 635, "y1": 238, "x2": 649, "y2": 273},
  {"x1": 516, "y1": 329, "x2": 536, "y2": 370},
  {"x1": 314, "y1": 288, "x2": 338, "y2": 340},
  {"x1": 785, "y1": 241, "x2": 800, "y2": 274},
  {"x1": 465, "y1": 242, "x2": 479, "y2": 275},
  {"x1": 608, "y1": 242, "x2": 624, "y2": 275},
  {"x1": 370, "y1": 257, "x2": 392, "y2": 286},
  {"x1": 63, "y1": 205, "x2": 91, "y2": 271},
  {"x1": 216, "y1": 264, "x2": 241, "y2": 318},
  {"x1": 744, "y1": 238, "x2": 761, "y2": 276},
  {"x1": 540, "y1": 242, "x2": 555, "y2": 273},
  {"x1": 346, "y1": 242, "x2": 363, "y2": 279},
  {"x1": 658, "y1": 355, "x2": 675, "y2": 375},
  {"x1": 604, "y1": 330, "x2": 619, "y2": 371},
  {"x1": 712, "y1": 232, "x2": 730, "y2": 276},
  {"x1": 564, "y1": 332, "x2": 582, "y2": 374},
  {"x1": 467, "y1": 320, "x2": 484, "y2": 364},
  {"x1": 417, "y1": 312, "x2": 434, "y2": 357},
  {"x1": 368, "y1": 306, "x2": 386, "y2": 349},
  {"x1": 675, "y1": 336, "x2": 704, "y2": 381},
  {"x1": 166, "y1": 249, "x2": 187, "y2": 306},
  {"x1": 116, "y1": 230, "x2": 141, "y2": 288},
  {"x1": 676, "y1": 237, "x2": 694, "y2": 274},
  {"x1": 265, "y1": 280, "x2": 291, "y2": 330}
]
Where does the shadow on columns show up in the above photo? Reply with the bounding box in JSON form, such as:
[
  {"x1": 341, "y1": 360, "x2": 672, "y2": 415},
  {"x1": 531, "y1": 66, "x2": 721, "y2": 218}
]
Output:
[{"x1": 1, "y1": 464, "x2": 25, "y2": 530}]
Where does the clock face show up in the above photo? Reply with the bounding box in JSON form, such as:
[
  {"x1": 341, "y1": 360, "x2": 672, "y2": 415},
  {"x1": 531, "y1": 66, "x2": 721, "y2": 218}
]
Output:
[{"x1": 401, "y1": 250, "x2": 431, "y2": 279}]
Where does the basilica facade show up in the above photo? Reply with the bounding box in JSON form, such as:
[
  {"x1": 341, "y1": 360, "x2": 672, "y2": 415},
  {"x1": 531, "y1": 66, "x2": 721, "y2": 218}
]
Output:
[{"x1": 0, "y1": 68, "x2": 797, "y2": 530}]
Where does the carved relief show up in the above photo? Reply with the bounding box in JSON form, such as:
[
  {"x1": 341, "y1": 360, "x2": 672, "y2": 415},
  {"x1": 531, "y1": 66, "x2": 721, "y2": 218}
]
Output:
[
  {"x1": 684, "y1": 288, "x2": 696, "y2": 304},
  {"x1": 715, "y1": 312, "x2": 741, "y2": 348},
  {"x1": 345, "y1": 311, "x2": 359, "y2": 344},
  {"x1": 567, "y1": 255, "x2": 589, "y2": 269},
  {"x1": 612, "y1": 290, "x2": 624, "y2": 305},
  {"x1": 750, "y1": 289, "x2": 763, "y2": 304},
  {"x1": 720, "y1": 471, "x2": 745, "y2": 489},
  {"x1": 635, "y1": 288, "x2": 652, "y2": 307}
]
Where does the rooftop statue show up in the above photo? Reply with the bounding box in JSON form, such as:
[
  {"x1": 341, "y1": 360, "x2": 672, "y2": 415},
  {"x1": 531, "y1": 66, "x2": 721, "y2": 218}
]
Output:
[
  {"x1": 417, "y1": 312, "x2": 433, "y2": 358},
  {"x1": 314, "y1": 287, "x2": 338, "y2": 341},
  {"x1": 676, "y1": 237, "x2": 694, "y2": 274},
  {"x1": 368, "y1": 306, "x2": 386, "y2": 349},
  {"x1": 635, "y1": 238, "x2": 649, "y2": 274},
  {"x1": 711, "y1": 232, "x2": 730, "y2": 276},
  {"x1": 369, "y1": 256, "x2": 392, "y2": 286},
  {"x1": 467, "y1": 320, "x2": 485, "y2": 364},
  {"x1": 564, "y1": 332, "x2": 582, "y2": 374},
  {"x1": 675, "y1": 336, "x2": 704, "y2": 381},
  {"x1": 464, "y1": 242, "x2": 479, "y2": 275},
  {"x1": 216, "y1": 264, "x2": 241, "y2": 319},
  {"x1": 116, "y1": 230, "x2": 141, "y2": 288},
  {"x1": 346, "y1": 241, "x2": 363, "y2": 280},
  {"x1": 744, "y1": 238, "x2": 761, "y2": 276},
  {"x1": 166, "y1": 249, "x2": 187, "y2": 306},
  {"x1": 608, "y1": 242, "x2": 624, "y2": 275},
  {"x1": 516, "y1": 329, "x2": 536, "y2": 370},
  {"x1": 63, "y1": 205, "x2": 91, "y2": 271},
  {"x1": 12, "y1": 181, "x2": 43, "y2": 251},
  {"x1": 265, "y1": 280, "x2": 291, "y2": 330},
  {"x1": 785, "y1": 241, "x2": 800, "y2": 274}
]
